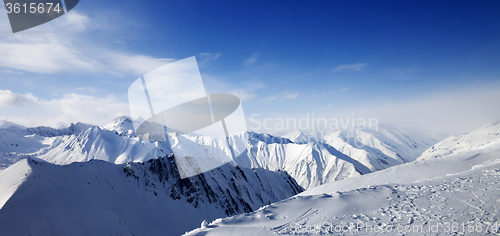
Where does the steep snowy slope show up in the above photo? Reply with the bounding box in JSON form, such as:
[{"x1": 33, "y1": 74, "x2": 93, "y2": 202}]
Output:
[
  {"x1": 0, "y1": 156, "x2": 302, "y2": 236},
  {"x1": 0, "y1": 159, "x2": 31, "y2": 210},
  {"x1": 417, "y1": 122, "x2": 500, "y2": 161},
  {"x1": 186, "y1": 139, "x2": 500, "y2": 235},
  {"x1": 321, "y1": 124, "x2": 439, "y2": 171}
]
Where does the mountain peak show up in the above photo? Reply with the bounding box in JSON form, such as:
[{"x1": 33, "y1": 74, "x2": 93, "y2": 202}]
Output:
[
  {"x1": 0, "y1": 120, "x2": 26, "y2": 130},
  {"x1": 103, "y1": 116, "x2": 137, "y2": 136}
]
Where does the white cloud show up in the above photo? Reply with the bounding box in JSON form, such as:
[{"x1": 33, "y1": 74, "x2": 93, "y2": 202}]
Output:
[
  {"x1": 0, "y1": 11, "x2": 174, "y2": 76},
  {"x1": 267, "y1": 91, "x2": 299, "y2": 101},
  {"x1": 339, "y1": 88, "x2": 350, "y2": 92},
  {"x1": 0, "y1": 90, "x2": 39, "y2": 107},
  {"x1": 44, "y1": 93, "x2": 129, "y2": 126},
  {"x1": 244, "y1": 53, "x2": 259, "y2": 65},
  {"x1": 0, "y1": 36, "x2": 174, "y2": 76},
  {"x1": 332, "y1": 63, "x2": 367, "y2": 72},
  {"x1": 0, "y1": 40, "x2": 101, "y2": 74},
  {"x1": 0, "y1": 92, "x2": 129, "y2": 128},
  {"x1": 54, "y1": 11, "x2": 91, "y2": 32}
]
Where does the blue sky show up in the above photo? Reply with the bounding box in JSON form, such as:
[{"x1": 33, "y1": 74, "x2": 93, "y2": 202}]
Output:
[{"x1": 0, "y1": 0, "x2": 499, "y2": 133}]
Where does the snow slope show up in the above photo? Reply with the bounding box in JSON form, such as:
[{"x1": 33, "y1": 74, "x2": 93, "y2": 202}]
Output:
[
  {"x1": 186, "y1": 138, "x2": 500, "y2": 235},
  {"x1": 0, "y1": 156, "x2": 302, "y2": 236},
  {"x1": 0, "y1": 159, "x2": 31, "y2": 210},
  {"x1": 417, "y1": 122, "x2": 500, "y2": 161}
]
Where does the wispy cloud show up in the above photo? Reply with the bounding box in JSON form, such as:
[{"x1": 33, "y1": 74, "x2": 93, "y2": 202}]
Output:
[
  {"x1": 267, "y1": 91, "x2": 299, "y2": 101},
  {"x1": 227, "y1": 80, "x2": 267, "y2": 102},
  {"x1": 198, "y1": 52, "x2": 221, "y2": 65},
  {"x1": 332, "y1": 63, "x2": 367, "y2": 72},
  {"x1": 339, "y1": 88, "x2": 350, "y2": 92},
  {"x1": 244, "y1": 53, "x2": 259, "y2": 65},
  {"x1": 229, "y1": 89, "x2": 257, "y2": 102},
  {"x1": 0, "y1": 90, "x2": 39, "y2": 107}
]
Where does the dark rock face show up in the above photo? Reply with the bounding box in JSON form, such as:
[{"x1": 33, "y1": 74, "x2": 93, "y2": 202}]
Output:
[{"x1": 124, "y1": 155, "x2": 303, "y2": 216}]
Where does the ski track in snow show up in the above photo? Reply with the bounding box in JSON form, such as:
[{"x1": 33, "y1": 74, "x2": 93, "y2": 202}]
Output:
[{"x1": 186, "y1": 159, "x2": 500, "y2": 235}]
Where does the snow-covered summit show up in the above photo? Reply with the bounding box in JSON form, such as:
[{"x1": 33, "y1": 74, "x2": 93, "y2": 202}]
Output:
[{"x1": 103, "y1": 116, "x2": 143, "y2": 137}]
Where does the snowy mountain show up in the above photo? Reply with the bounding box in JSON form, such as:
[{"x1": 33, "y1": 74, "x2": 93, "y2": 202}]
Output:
[
  {"x1": 230, "y1": 132, "x2": 371, "y2": 189},
  {"x1": 317, "y1": 124, "x2": 440, "y2": 171},
  {"x1": 0, "y1": 155, "x2": 302, "y2": 236},
  {"x1": 186, "y1": 129, "x2": 500, "y2": 236},
  {"x1": 0, "y1": 122, "x2": 95, "y2": 168},
  {"x1": 417, "y1": 122, "x2": 500, "y2": 161},
  {"x1": 0, "y1": 118, "x2": 371, "y2": 189},
  {"x1": 0, "y1": 118, "x2": 440, "y2": 191},
  {"x1": 283, "y1": 124, "x2": 437, "y2": 181},
  {"x1": 35, "y1": 125, "x2": 170, "y2": 165}
]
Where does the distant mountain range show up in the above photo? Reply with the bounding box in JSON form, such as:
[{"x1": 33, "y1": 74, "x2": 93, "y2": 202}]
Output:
[
  {"x1": 0, "y1": 116, "x2": 464, "y2": 235},
  {"x1": 0, "y1": 117, "x2": 440, "y2": 189}
]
